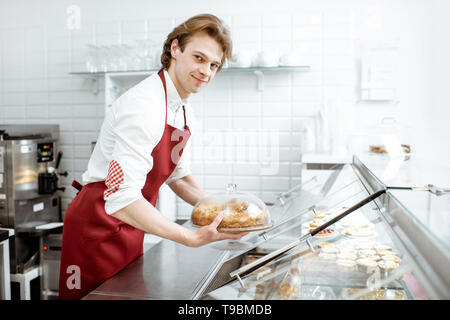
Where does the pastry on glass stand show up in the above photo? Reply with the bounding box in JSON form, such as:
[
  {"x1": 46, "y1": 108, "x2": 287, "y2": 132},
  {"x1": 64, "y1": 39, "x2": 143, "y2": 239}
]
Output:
[
  {"x1": 191, "y1": 184, "x2": 272, "y2": 250},
  {"x1": 191, "y1": 184, "x2": 272, "y2": 233}
]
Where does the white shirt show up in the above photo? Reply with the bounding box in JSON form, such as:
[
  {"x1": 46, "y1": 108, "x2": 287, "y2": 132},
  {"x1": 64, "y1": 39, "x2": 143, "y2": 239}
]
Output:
[{"x1": 82, "y1": 70, "x2": 194, "y2": 214}]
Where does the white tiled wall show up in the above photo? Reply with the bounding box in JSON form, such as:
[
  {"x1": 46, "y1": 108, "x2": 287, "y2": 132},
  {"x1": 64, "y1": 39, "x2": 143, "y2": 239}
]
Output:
[{"x1": 0, "y1": 0, "x2": 440, "y2": 219}]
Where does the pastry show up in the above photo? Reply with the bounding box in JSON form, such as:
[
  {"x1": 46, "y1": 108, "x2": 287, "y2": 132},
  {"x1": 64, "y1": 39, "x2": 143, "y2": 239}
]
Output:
[
  {"x1": 346, "y1": 288, "x2": 386, "y2": 300},
  {"x1": 355, "y1": 240, "x2": 377, "y2": 249},
  {"x1": 369, "y1": 145, "x2": 410, "y2": 155},
  {"x1": 339, "y1": 247, "x2": 357, "y2": 255},
  {"x1": 308, "y1": 220, "x2": 324, "y2": 228},
  {"x1": 369, "y1": 145, "x2": 387, "y2": 154},
  {"x1": 192, "y1": 200, "x2": 268, "y2": 228},
  {"x1": 289, "y1": 265, "x2": 302, "y2": 276},
  {"x1": 336, "y1": 259, "x2": 356, "y2": 272},
  {"x1": 381, "y1": 254, "x2": 401, "y2": 264},
  {"x1": 366, "y1": 254, "x2": 381, "y2": 261},
  {"x1": 321, "y1": 245, "x2": 339, "y2": 254},
  {"x1": 278, "y1": 275, "x2": 301, "y2": 300},
  {"x1": 378, "y1": 260, "x2": 400, "y2": 272},
  {"x1": 338, "y1": 239, "x2": 358, "y2": 249},
  {"x1": 345, "y1": 288, "x2": 406, "y2": 300},
  {"x1": 317, "y1": 241, "x2": 332, "y2": 248},
  {"x1": 254, "y1": 279, "x2": 277, "y2": 300},
  {"x1": 278, "y1": 282, "x2": 297, "y2": 300},
  {"x1": 356, "y1": 258, "x2": 378, "y2": 273},
  {"x1": 374, "y1": 244, "x2": 392, "y2": 252},
  {"x1": 254, "y1": 284, "x2": 267, "y2": 300},
  {"x1": 319, "y1": 252, "x2": 336, "y2": 260},
  {"x1": 358, "y1": 249, "x2": 377, "y2": 257},
  {"x1": 337, "y1": 252, "x2": 358, "y2": 261},
  {"x1": 305, "y1": 215, "x2": 330, "y2": 228},
  {"x1": 377, "y1": 250, "x2": 396, "y2": 257}
]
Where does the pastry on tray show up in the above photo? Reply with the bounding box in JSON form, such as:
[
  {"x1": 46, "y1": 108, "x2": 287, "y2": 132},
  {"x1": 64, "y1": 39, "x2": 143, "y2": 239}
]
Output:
[
  {"x1": 344, "y1": 288, "x2": 406, "y2": 300},
  {"x1": 378, "y1": 259, "x2": 400, "y2": 273}
]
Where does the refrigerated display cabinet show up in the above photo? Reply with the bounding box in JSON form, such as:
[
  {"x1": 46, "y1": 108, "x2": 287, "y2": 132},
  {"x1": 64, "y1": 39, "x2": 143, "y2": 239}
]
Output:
[
  {"x1": 83, "y1": 154, "x2": 449, "y2": 300},
  {"x1": 196, "y1": 155, "x2": 450, "y2": 300}
]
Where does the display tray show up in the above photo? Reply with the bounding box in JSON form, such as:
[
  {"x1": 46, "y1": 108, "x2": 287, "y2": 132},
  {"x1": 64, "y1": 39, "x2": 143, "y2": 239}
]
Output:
[{"x1": 192, "y1": 220, "x2": 274, "y2": 233}]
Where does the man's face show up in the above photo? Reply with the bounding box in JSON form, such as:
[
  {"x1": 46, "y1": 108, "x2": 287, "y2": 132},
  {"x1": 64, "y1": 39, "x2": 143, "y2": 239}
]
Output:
[{"x1": 169, "y1": 31, "x2": 224, "y2": 99}]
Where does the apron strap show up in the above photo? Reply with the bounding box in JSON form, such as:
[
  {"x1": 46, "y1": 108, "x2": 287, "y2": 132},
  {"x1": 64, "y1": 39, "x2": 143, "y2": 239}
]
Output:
[
  {"x1": 72, "y1": 180, "x2": 83, "y2": 191},
  {"x1": 182, "y1": 105, "x2": 187, "y2": 128},
  {"x1": 158, "y1": 69, "x2": 168, "y2": 124}
]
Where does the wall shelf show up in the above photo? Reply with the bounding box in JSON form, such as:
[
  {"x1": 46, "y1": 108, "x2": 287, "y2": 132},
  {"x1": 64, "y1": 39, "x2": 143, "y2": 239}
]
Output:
[
  {"x1": 70, "y1": 65, "x2": 311, "y2": 114},
  {"x1": 70, "y1": 65, "x2": 310, "y2": 93},
  {"x1": 69, "y1": 65, "x2": 310, "y2": 76}
]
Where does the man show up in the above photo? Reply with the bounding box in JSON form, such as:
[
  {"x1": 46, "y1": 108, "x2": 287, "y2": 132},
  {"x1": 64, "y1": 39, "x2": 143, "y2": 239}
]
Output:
[{"x1": 59, "y1": 14, "x2": 247, "y2": 300}]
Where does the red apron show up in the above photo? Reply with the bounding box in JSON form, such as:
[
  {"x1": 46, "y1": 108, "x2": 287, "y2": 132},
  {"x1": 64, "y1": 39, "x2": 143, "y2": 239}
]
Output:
[{"x1": 59, "y1": 70, "x2": 191, "y2": 300}]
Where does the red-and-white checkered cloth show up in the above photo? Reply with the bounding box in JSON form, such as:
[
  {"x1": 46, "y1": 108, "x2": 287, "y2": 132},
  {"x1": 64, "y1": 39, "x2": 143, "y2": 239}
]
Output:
[{"x1": 104, "y1": 160, "x2": 124, "y2": 198}]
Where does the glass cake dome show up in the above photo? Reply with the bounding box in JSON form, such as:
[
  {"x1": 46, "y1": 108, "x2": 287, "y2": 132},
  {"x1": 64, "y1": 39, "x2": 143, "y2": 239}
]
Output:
[{"x1": 191, "y1": 184, "x2": 272, "y2": 233}]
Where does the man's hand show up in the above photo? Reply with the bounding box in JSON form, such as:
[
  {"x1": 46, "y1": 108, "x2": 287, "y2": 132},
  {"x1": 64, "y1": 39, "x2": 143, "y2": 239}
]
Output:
[
  {"x1": 190, "y1": 214, "x2": 249, "y2": 247},
  {"x1": 112, "y1": 198, "x2": 248, "y2": 248}
]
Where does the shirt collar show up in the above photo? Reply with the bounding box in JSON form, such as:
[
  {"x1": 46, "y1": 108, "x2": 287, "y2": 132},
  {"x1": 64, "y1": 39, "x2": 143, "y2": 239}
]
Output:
[{"x1": 163, "y1": 70, "x2": 188, "y2": 112}]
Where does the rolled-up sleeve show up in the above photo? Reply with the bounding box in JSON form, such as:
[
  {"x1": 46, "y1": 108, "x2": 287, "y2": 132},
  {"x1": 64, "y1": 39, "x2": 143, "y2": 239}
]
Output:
[{"x1": 104, "y1": 93, "x2": 164, "y2": 215}]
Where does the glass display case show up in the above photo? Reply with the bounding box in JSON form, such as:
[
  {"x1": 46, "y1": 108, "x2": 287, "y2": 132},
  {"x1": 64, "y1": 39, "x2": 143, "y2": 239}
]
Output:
[{"x1": 194, "y1": 155, "x2": 450, "y2": 300}]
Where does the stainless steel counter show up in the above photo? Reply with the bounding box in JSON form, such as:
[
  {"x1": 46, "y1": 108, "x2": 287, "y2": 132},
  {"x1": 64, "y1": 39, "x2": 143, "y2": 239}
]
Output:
[{"x1": 83, "y1": 231, "x2": 229, "y2": 300}]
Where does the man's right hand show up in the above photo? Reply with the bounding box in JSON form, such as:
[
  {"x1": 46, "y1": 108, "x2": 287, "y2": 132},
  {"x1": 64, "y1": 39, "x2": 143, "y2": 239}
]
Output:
[{"x1": 189, "y1": 214, "x2": 248, "y2": 247}]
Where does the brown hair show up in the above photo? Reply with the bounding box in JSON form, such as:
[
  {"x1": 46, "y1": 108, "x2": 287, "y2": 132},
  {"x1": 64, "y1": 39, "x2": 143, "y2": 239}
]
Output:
[{"x1": 161, "y1": 14, "x2": 232, "y2": 71}]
